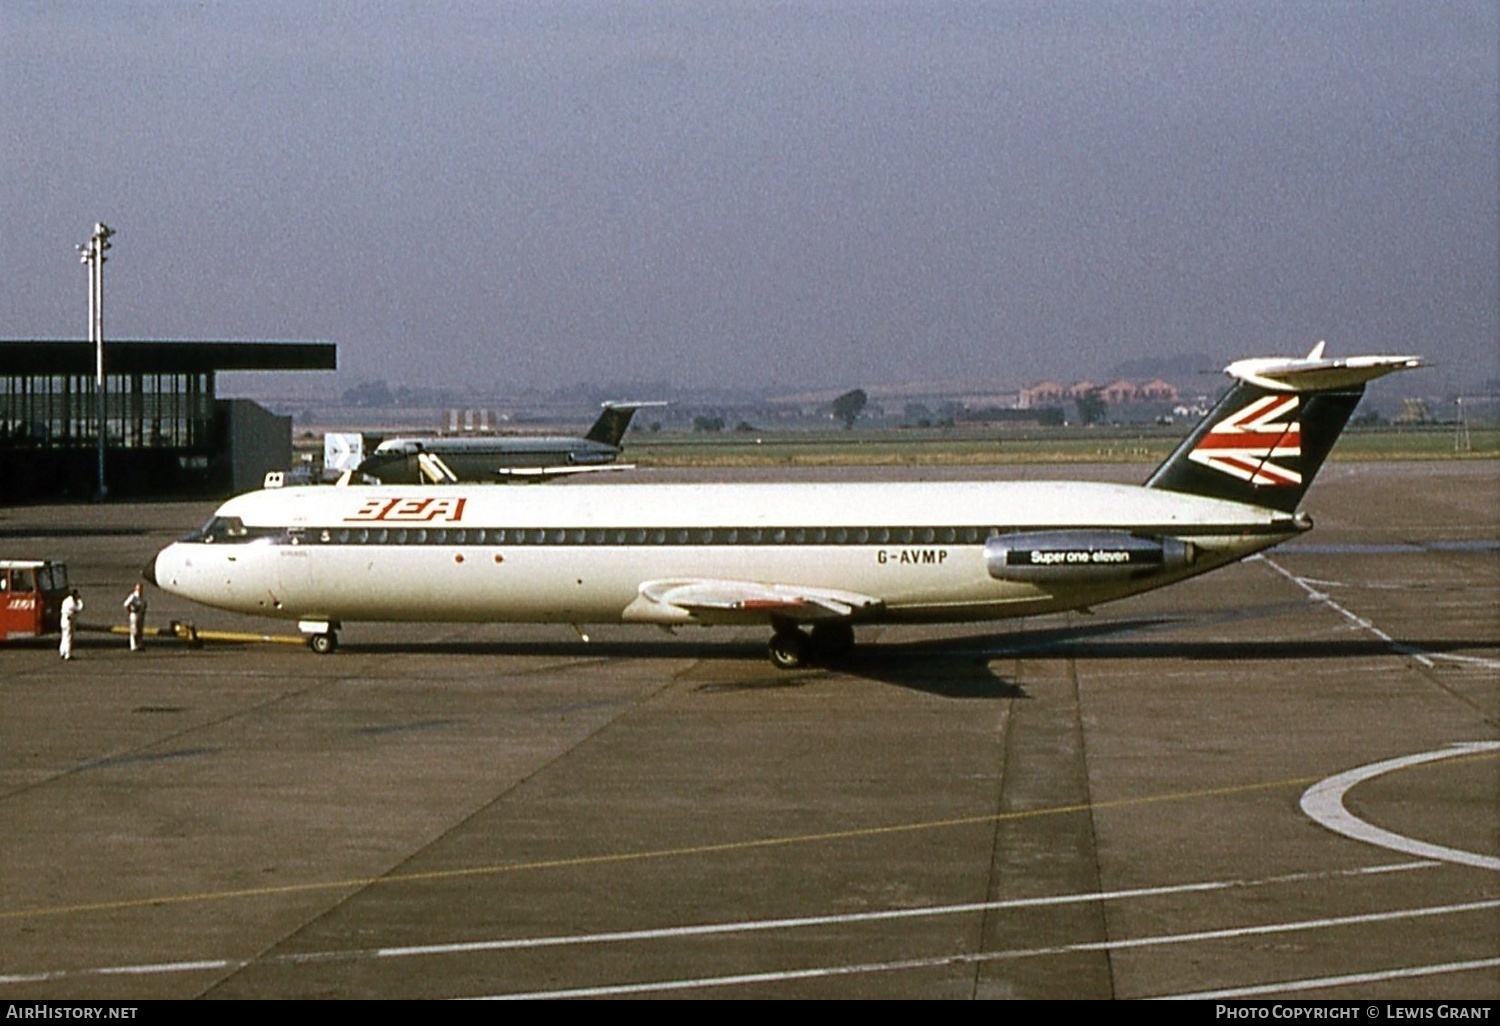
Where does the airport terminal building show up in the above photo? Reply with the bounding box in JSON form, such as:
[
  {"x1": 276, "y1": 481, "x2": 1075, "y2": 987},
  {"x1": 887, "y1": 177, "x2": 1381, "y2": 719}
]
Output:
[{"x1": 0, "y1": 340, "x2": 335, "y2": 503}]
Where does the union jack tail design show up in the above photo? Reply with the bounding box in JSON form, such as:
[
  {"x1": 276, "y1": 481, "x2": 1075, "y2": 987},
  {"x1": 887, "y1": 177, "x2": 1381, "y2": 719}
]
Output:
[
  {"x1": 1145, "y1": 382, "x2": 1364, "y2": 513},
  {"x1": 1186, "y1": 394, "x2": 1302, "y2": 486}
]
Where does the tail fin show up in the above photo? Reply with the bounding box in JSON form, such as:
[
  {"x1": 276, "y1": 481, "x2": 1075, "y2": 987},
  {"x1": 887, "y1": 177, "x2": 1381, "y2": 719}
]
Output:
[
  {"x1": 1145, "y1": 345, "x2": 1420, "y2": 513},
  {"x1": 585, "y1": 401, "x2": 667, "y2": 447}
]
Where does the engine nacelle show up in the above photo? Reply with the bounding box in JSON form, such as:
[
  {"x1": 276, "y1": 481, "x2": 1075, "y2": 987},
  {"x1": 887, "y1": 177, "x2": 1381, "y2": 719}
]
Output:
[{"x1": 985, "y1": 531, "x2": 1194, "y2": 582}]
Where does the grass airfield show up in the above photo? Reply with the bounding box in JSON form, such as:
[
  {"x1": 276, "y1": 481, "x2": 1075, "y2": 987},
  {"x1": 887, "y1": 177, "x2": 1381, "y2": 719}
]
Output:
[{"x1": 620, "y1": 423, "x2": 1497, "y2": 468}]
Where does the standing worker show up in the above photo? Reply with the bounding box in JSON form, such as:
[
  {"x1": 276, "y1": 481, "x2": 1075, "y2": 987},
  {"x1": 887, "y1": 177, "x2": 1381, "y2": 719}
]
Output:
[
  {"x1": 59, "y1": 588, "x2": 83, "y2": 660},
  {"x1": 123, "y1": 583, "x2": 147, "y2": 652}
]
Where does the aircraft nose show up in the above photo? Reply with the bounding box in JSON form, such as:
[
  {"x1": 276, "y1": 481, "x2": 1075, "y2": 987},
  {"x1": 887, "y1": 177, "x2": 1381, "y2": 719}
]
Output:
[{"x1": 142, "y1": 550, "x2": 159, "y2": 587}]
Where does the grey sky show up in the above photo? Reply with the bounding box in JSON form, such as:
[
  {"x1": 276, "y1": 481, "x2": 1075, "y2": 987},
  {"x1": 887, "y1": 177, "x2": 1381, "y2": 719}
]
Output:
[{"x1": 3, "y1": 2, "x2": 1495, "y2": 396}]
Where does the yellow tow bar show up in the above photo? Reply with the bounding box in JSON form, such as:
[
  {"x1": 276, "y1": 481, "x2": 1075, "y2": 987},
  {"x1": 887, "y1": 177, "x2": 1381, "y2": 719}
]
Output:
[{"x1": 79, "y1": 621, "x2": 309, "y2": 647}]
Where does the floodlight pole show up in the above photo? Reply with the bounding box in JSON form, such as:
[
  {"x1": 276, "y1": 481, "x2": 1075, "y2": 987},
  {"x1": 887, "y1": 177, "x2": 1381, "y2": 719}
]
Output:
[{"x1": 79, "y1": 223, "x2": 114, "y2": 500}]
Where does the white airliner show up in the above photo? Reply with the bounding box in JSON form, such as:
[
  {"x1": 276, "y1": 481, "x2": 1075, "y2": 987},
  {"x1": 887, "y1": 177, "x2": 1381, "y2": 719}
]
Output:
[
  {"x1": 147, "y1": 347, "x2": 1419, "y2": 668},
  {"x1": 355, "y1": 401, "x2": 666, "y2": 484}
]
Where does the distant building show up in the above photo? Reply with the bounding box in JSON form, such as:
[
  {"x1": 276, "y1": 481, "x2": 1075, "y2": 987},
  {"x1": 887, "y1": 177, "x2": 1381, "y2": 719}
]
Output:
[
  {"x1": 1137, "y1": 378, "x2": 1178, "y2": 401},
  {"x1": 0, "y1": 340, "x2": 335, "y2": 503},
  {"x1": 1022, "y1": 375, "x2": 1180, "y2": 408},
  {"x1": 1020, "y1": 380, "x2": 1068, "y2": 407}
]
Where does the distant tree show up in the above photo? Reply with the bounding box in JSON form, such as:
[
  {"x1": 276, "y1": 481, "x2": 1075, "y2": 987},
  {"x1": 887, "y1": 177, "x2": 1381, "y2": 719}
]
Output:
[
  {"x1": 832, "y1": 388, "x2": 868, "y2": 429},
  {"x1": 903, "y1": 402, "x2": 933, "y2": 427},
  {"x1": 692, "y1": 415, "x2": 725, "y2": 433},
  {"x1": 734, "y1": 420, "x2": 757, "y2": 432},
  {"x1": 342, "y1": 380, "x2": 394, "y2": 407},
  {"x1": 1075, "y1": 389, "x2": 1107, "y2": 426}
]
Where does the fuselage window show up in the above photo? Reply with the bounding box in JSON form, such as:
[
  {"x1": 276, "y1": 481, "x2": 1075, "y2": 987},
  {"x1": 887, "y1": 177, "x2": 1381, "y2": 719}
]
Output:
[{"x1": 273, "y1": 522, "x2": 1000, "y2": 548}]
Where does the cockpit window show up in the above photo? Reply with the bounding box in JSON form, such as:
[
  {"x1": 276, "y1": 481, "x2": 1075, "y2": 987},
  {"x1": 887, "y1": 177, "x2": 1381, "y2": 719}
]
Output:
[{"x1": 187, "y1": 516, "x2": 251, "y2": 543}]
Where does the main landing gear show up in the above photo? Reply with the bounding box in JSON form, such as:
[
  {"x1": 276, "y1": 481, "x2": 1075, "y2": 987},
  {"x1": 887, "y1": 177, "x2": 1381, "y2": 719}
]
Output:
[
  {"x1": 767, "y1": 621, "x2": 855, "y2": 670},
  {"x1": 300, "y1": 620, "x2": 341, "y2": 655}
]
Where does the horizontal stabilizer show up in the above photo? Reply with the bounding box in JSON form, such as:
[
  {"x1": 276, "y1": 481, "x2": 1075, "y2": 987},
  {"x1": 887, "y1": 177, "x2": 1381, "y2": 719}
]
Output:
[{"x1": 1226, "y1": 343, "x2": 1421, "y2": 392}]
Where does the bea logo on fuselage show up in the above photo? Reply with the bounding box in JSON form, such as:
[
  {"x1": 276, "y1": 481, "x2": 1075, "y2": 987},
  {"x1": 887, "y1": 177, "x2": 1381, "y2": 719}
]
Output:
[{"x1": 345, "y1": 497, "x2": 468, "y2": 523}]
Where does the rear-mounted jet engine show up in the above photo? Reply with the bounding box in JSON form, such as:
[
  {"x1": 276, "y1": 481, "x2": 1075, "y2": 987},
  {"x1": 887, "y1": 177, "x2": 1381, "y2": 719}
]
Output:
[{"x1": 985, "y1": 531, "x2": 1195, "y2": 582}]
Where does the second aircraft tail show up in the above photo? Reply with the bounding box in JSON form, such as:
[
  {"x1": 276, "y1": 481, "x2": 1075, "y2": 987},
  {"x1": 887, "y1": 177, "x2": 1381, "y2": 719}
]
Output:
[{"x1": 585, "y1": 401, "x2": 668, "y2": 447}]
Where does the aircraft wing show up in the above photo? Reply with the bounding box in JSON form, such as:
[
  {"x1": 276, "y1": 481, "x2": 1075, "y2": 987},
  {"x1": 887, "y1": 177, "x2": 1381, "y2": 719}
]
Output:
[
  {"x1": 493, "y1": 463, "x2": 637, "y2": 482},
  {"x1": 623, "y1": 578, "x2": 884, "y2": 626}
]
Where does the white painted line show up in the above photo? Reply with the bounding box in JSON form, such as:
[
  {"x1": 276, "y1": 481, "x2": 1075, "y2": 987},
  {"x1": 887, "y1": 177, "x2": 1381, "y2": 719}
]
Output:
[
  {"x1": 353, "y1": 860, "x2": 1430, "y2": 962},
  {"x1": 0, "y1": 959, "x2": 231, "y2": 986},
  {"x1": 476, "y1": 898, "x2": 1500, "y2": 999},
  {"x1": 1160, "y1": 956, "x2": 1500, "y2": 1000},
  {"x1": 1258, "y1": 555, "x2": 1436, "y2": 666},
  {"x1": 1301, "y1": 742, "x2": 1500, "y2": 871},
  {"x1": 1259, "y1": 553, "x2": 1500, "y2": 670},
  {"x1": 0, "y1": 861, "x2": 1436, "y2": 986}
]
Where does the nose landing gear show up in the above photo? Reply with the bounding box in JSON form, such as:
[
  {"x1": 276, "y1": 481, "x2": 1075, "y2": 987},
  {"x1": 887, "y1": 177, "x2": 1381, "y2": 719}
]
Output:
[{"x1": 299, "y1": 620, "x2": 341, "y2": 655}]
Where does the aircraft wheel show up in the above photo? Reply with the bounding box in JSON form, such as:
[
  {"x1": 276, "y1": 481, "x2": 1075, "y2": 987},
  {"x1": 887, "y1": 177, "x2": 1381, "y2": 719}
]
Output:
[
  {"x1": 309, "y1": 631, "x2": 338, "y2": 655},
  {"x1": 809, "y1": 622, "x2": 855, "y2": 659},
  {"x1": 768, "y1": 629, "x2": 810, "y2": 670}
]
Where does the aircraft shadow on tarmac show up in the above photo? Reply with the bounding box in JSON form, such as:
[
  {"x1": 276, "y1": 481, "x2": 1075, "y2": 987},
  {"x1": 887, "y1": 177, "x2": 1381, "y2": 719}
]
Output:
[
  {"x1": 933, "y1": 608, "x2": 1497, "y2": 664},
  {"x1": 319, "y1": 602, "x2": 1493, "y2": 700},
  {"x1": 340, "y1": 635, "x2": 1028, "y2": 698}
]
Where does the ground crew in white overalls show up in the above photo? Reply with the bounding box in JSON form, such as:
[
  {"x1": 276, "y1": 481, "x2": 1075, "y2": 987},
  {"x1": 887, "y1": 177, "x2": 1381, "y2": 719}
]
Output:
[
  {"x1": 123, "y1": 583, "x2": 147, "y2": 652},
  {"x1": 59, "y1": 589, "x2": 83, "y2": 660}
]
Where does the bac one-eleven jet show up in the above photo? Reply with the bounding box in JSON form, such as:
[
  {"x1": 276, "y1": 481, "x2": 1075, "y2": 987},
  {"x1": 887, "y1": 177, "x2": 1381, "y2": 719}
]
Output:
[
  {"x1": 147, "y1": 345, "x2": 1419, "y2": 668},
  {"x1": 354, "y1": 401, "x2": 665, "y2": 484}
]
